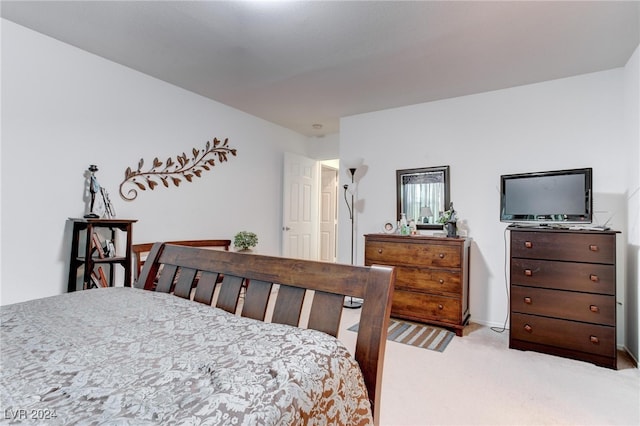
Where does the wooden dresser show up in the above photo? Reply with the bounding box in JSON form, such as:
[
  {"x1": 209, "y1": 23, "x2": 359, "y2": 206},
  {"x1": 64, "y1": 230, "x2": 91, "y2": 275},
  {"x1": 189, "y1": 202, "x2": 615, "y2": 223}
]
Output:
[
  {"x1": 509, "y1": 227, "x2": 617, "y2": 369},
  {"x1": 364, "y1": 234, "x2": 471, "y2": 336}
]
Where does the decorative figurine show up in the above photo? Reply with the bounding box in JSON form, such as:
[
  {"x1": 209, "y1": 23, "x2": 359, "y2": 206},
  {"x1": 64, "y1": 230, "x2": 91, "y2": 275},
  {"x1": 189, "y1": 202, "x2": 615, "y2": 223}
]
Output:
[
  {"x1": 445, "y1": 202, "x2": 458, "y2": 238},
  {"x1": 84, "y1": 165, "x2": 104, "y2": 218}
]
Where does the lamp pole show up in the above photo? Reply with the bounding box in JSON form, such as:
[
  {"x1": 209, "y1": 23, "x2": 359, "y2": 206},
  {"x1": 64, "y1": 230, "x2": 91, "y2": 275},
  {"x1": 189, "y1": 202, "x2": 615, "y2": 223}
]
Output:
[{"x1": 344, "y1": 167, "x2": 362, "y2": 309}]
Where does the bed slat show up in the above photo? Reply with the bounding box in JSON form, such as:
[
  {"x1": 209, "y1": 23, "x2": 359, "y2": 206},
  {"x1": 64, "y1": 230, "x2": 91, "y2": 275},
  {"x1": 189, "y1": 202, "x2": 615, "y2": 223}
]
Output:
[
  {"x1": 270, "y1": 285, "x2": 305, "y2": 327},
  {"x1": 241, "y1": 279, "x2": 273, "y2": 321},
  {"x1": 193, "y1": 271, "x2": 220, "y2": 305},
  {"x1": 216, "y1": 275, "x2": 244, "y2": 313},
  {"x1": 173, "y1": 267, "x2": 198, "y2": 299},
  {"x1": 156, "y1": 264, "x2": 178, "y2": 293},
  {"x1": 308, "y1": 291, "x2": 344, "y2": 337}
]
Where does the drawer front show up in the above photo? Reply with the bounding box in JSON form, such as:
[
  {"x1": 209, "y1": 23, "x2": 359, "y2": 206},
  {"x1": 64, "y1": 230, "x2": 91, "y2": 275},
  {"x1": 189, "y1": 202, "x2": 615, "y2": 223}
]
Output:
[
  {"x1": 366, "y1": 241, "x2": 461, "y2": 268},
  {"x1": 510, "y1": 259, "x2": 615, "y2": 295},
  {"x1": 511, "y1": 313, "x2": 615, "y2": 358},
  {"x1": 511, "y1": 231, "x2": 615, "y2": 264},
  {"x1": 395, "y1": 266, "x2": 461, "y2": 294},
  {"x1": 511, "y1": 286, "x2": 615, "y2": 326},
  {"x1": 392, "y1": 289, "x2": 461, "y2": 324}
]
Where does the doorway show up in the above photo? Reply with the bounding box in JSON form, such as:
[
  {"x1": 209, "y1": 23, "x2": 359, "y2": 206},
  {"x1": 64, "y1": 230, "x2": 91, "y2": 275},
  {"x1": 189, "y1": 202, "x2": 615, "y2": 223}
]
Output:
[
  {"x1": 319, "y1": 164, "x2": 338, "y2": 263},
  {"x1": 282, "y1": 153, "x2": 339, "y2": 261}
]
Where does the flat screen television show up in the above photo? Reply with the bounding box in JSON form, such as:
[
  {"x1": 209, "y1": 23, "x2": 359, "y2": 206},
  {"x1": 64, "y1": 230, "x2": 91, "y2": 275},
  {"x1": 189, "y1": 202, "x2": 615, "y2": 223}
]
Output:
[{"x1": 500, "y1": 168, "x2": 592, "y2": 225}]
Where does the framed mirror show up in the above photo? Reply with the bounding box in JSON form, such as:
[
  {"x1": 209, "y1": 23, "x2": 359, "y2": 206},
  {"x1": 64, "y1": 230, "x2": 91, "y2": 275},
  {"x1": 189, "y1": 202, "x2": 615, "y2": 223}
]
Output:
[{"x1": 396, "y1": 166, "x2": 450, "y2": 230}]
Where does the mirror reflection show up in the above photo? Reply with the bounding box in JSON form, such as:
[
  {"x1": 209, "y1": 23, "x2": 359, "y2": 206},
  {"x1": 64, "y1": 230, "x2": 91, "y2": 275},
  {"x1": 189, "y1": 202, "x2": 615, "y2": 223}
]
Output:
[{"x1": 396, "y1": 166, "x2": 450, "y2": 230}]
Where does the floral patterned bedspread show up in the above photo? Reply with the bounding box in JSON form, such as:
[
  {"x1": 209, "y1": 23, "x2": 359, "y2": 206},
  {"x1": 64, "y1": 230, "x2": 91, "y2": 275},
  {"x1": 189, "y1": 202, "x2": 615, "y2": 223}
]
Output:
[{"x1": 0, "y1": 287, "x2": 373, "y2": 425}]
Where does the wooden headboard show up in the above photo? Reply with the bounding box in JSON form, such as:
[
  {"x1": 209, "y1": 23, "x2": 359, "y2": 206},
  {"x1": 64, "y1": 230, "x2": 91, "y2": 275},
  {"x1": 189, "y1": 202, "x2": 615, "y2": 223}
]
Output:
[{"x1": 135, "y1": 242, "x2": 395, "y2": 425}]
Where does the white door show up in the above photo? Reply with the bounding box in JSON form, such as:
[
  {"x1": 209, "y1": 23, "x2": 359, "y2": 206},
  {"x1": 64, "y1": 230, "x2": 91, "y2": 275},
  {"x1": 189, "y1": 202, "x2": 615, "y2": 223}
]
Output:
[
  {"x1": 319, "y1": 166, "x2": 338, "y2": 262},
  {"x1": 282, "y1": 152, "x2": 319, "y2": 260}
]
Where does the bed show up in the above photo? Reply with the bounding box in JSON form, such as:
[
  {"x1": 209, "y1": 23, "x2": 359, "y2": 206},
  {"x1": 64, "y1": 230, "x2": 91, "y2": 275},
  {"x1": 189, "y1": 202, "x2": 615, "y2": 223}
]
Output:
[{"x1": 1, "y1": 243, "x2": 395, "y2": 425}]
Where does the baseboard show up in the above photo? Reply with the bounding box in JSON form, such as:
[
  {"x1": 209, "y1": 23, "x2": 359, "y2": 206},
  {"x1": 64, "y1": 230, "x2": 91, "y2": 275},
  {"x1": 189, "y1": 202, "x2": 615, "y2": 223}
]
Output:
[
  {"x1": 470, "y1": 319, "x2": 509, "y2": 330},
  {"x1": 621, "y1": 346, "x2": 638, "y2": 368}
]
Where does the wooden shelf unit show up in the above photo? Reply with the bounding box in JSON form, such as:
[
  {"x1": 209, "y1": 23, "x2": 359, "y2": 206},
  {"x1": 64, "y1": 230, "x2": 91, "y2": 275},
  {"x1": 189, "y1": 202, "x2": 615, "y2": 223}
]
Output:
[{"x1": 67, "y1": 218, "x2": 137, "y2": 292}]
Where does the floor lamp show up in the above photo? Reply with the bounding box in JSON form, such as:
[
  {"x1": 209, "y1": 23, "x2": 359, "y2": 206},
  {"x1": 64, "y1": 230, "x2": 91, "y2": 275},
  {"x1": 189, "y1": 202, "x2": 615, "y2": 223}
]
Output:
[{"x1": 343, "y1": 166, "x2": 362, "y2": 309}]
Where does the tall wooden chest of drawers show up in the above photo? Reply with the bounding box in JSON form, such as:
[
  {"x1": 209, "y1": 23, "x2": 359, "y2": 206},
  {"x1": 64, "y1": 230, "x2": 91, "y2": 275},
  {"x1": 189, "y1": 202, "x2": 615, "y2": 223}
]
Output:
[
  {"x1": 509, "y1": 227, "x2": 617, "y2": 369},
  {"x1": 364, "y1": 234, "x2": 471, "y2": 336}
]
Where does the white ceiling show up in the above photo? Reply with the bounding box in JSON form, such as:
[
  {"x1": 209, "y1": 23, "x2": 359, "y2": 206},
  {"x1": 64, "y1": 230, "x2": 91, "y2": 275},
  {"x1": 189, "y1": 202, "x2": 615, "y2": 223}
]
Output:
[{"x1": 2, "y1": 1, "x2": 639, "y2": 137}]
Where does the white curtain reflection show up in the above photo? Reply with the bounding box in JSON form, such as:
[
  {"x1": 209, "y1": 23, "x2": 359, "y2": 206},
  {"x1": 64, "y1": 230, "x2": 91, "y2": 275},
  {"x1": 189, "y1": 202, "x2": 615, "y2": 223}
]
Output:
[{"x1": 402, "y1": 173, "x2": 445, "y2": 223}]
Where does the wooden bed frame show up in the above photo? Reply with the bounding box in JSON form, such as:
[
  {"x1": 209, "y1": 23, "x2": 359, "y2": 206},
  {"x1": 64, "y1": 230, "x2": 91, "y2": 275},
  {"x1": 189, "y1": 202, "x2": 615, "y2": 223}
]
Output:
[{"x1": 136, "y1": 242, "x2": 395, "y2": 425}]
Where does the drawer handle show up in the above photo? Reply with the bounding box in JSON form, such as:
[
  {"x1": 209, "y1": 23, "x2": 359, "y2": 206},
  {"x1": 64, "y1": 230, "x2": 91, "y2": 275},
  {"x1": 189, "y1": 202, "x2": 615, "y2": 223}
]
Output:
[
  {"x1": 377, "y1": 249, "x2": 383, "y2": 254},
  {"x1": 524, "y1": 241, "x2": 533, "y2": 249},
  {"x1": 439, "y1": 279, "x2": 444, "y2": 284},
  {"x1": 589, "y1": 244, "x2": 599, "y2": 252},
  {"x1": 590, "y1": 305, "x2": 600, "y2": 313},
  {"x1": 438, "y1": 304, "x2": 443, "y2": 310},
  {"x1": 524, "y1": 297, "x2": 532, "y2": 304},
  {"x1": 438, "y1": 253, "x2": 445, "y2": 259},
  {"x1": 524, "y1": 269, "x2": 533, "y2": 277},
  {"x1": 589, "y1": 274, "x2": 599, "y2": 282},
  {"x1": 524, "y1": 324, "x2": 533, "y2": 333},
  {"x1": 590, "y1": 335, "x2": 600, "y2": 344}
]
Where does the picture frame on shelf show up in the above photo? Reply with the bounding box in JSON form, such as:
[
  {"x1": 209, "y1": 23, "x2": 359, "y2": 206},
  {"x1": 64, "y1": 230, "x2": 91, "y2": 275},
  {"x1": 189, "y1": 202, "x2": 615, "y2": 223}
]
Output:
[
  {"x1": 105, "y1": 240, "x2": 116, "y2": 257},
  {"x1": 101, "y1": 187, "x2": 116, "y2": 219},
  {"x1": 383, "y1": 222, "x2": 396, "y2": 234}
]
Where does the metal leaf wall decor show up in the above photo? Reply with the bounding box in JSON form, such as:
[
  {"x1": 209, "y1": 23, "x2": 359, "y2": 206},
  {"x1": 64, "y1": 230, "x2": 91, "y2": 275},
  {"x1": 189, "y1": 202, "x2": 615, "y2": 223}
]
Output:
[{"x1": 119, "y1": 137, "x2": 237, "y2": 201}]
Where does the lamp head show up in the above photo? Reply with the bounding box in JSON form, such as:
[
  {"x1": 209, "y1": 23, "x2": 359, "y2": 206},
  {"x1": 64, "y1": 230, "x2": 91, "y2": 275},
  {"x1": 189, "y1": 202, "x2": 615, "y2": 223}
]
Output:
[
  {"x1": 421, "y1": 207, "x2": 433, "y2": 217},
  {"x1": 343, "y1": 157, "x2": 363, "y2": 178}
]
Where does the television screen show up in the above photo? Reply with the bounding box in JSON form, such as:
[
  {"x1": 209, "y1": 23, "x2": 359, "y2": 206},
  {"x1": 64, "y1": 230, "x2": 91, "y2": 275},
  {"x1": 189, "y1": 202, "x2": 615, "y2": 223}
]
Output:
[{"x1": 500, "y1": 168, "x2": 592, "y2": 224}]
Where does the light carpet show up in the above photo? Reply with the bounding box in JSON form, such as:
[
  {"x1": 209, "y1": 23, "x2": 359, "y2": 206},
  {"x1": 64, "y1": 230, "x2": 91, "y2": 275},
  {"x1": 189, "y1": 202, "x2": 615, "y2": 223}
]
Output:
[{"x1": 348, "y1": 318, "x2": 455, "y2": 352}]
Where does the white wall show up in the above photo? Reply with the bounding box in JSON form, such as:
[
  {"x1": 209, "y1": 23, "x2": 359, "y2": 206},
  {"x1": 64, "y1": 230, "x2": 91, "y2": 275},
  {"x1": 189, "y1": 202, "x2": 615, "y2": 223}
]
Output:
[
  {"x1": 623, "y1": 45, "x2": 640, "y2": 361},
  {"x1": 1, "y1": 20, "x2": 309, "y2": 305},
  {"x1": 340, "y1": 68, "x2": 630, "y2": 340},
  {"x1": 307, "y1": 132, "x2": 340, "y2": 161}
]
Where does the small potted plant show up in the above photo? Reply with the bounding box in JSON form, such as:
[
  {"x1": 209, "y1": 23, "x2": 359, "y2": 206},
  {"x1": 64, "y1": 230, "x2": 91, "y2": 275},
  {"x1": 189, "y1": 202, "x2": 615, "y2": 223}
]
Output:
[{"x1": 234, "y1": 231, "x2": 258, "y2": 251}]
